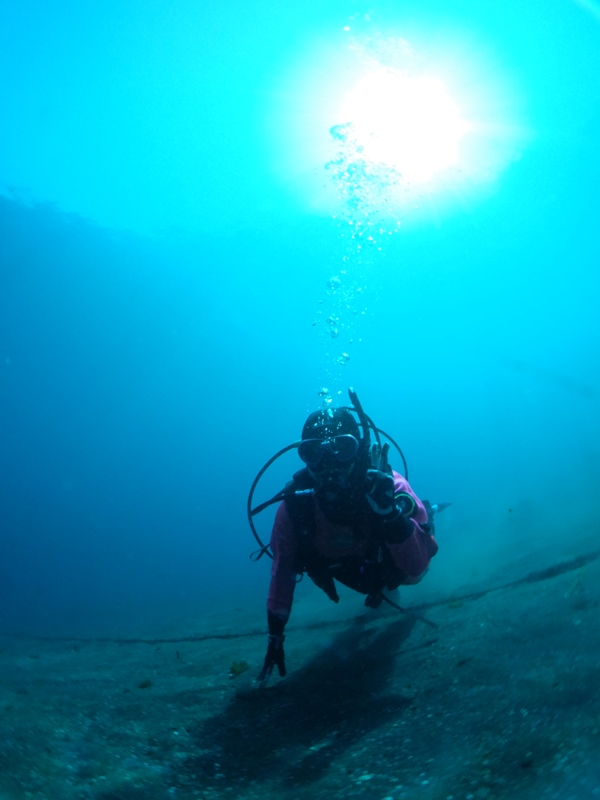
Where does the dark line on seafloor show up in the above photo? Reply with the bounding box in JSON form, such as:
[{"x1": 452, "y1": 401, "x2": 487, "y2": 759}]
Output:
[
  {"x1": 415, "y1": 548, "x2": 600, "y2": 612},
  {"x1": 4, "y1": 550, "x2": 599, "y2": 645}
]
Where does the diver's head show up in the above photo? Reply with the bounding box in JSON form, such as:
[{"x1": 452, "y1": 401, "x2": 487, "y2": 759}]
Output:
[{"x1": 298, "y1": 407, "x2": 361, "y2": 490}]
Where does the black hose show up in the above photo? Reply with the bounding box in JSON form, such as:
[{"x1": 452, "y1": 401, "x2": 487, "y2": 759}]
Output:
[{"x1": 246, "y1": 441, "x2": 300, "y2": 560}]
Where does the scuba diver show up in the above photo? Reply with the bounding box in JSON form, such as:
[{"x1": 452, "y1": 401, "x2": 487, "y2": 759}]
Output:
[{"x1": 248, "y1": 389, "x2": 443, "y2": 688}]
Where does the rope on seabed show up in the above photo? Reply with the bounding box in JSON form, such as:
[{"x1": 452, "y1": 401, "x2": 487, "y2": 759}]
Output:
[{"x1": 4, "y1": 549, "x2": 600, "y2": 645}]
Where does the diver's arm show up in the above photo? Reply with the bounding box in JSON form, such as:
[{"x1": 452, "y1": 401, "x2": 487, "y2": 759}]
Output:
[
  {"x1": 385, "y1": 530, "x2": 439, "y2": 582},
  {"x1": 266, "y1": 502, "x2": 298, "y2": 621},
  {"x1": 259, "y1": 503, "x2": 297, "y2": 686},
  {"x1": 383, "y1": 473, "x2": 439, "y2": 580}
]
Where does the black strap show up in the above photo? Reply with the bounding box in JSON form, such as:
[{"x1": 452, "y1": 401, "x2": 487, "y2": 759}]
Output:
[
  {"x1": 283, "y1": 470, "x2": 320, "y2": 577},
  {"x1": 284, "y1": 471, "x2": 403, "y2": 600}
]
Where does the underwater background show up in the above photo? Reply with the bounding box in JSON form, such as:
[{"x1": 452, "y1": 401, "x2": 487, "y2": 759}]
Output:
[{"x1": 0, "y1": 0, "x2": 599, "y2": 642}]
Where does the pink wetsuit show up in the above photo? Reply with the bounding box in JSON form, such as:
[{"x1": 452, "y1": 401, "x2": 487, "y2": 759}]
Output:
[{"x1": 267, "y1": 471, "x2": 438, "y2": 622}]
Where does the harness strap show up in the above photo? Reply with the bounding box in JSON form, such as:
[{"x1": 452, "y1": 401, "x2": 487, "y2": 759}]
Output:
[{"x1": 283, "y1": 470, "x2": 402, "y2": 602}]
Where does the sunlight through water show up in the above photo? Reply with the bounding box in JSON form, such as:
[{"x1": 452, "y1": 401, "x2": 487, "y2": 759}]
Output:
[
  {"x1": 266, "y1": 16, "x2": 528, "y2": 402},
  {"x1": 270, "y1": 18, "x2": 527, "y2": 225},
  {"x1": 338, "y1": 69, "x2": 470, "y2": 183}
]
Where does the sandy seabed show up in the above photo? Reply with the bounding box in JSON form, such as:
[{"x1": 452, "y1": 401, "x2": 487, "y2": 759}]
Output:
[{"x1": 1, "y1": 550, "x2": 599, "y2": 800}]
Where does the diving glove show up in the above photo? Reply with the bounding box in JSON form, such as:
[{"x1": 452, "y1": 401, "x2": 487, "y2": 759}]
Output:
[
  {"x1": 365, "y1": 442, "x2": 395, "y2": 516},
  {"x1": 257, "y1": 611, "x2": 287, "y2": 687},
  {"x1": 257, "y1": 635, "x2": 286, "y2": 687},
  {"x1": 366, "y1": 443, "x2": 415, "y2": 543}
]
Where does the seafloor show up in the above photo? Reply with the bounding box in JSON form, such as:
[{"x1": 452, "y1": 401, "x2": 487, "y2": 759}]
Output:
[{"x1": 1, "y1": 548, "x2": 599, "y2": 800}]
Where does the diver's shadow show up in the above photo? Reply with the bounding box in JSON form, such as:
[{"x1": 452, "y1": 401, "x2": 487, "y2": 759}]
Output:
[{"x1": 181, "y1": 613, "x2": 421, "y2": 791}]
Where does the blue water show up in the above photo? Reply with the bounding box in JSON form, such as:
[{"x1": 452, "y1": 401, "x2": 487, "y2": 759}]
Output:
[{"x1": 0, "y1": 0, "x2": 599, "y2": 637}]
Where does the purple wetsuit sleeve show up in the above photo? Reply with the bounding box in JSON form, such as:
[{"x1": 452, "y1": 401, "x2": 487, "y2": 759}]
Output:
[
  {"x1": 266, "y1": 502, "x2": 299, "y2": 622},
  {"x1": 385, "y1": 472, "x2": 439, "y2": 583}
]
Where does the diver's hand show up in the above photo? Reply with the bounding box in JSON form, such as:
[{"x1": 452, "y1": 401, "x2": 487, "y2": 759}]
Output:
[
  {"x1": 365, "y1": 442, "x2": 395, "y2": 516},
  {"x1": 257, "y1": 634, "x2": 286, "y2": 687}
]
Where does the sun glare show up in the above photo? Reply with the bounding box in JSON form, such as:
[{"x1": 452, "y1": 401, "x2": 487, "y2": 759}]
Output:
[
  {"x1": 339, "y1": 68, "x2": 470, "y2": 182},
  {"x1": 268, "y1": 26, "x2": 527, "y2": 217}
]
